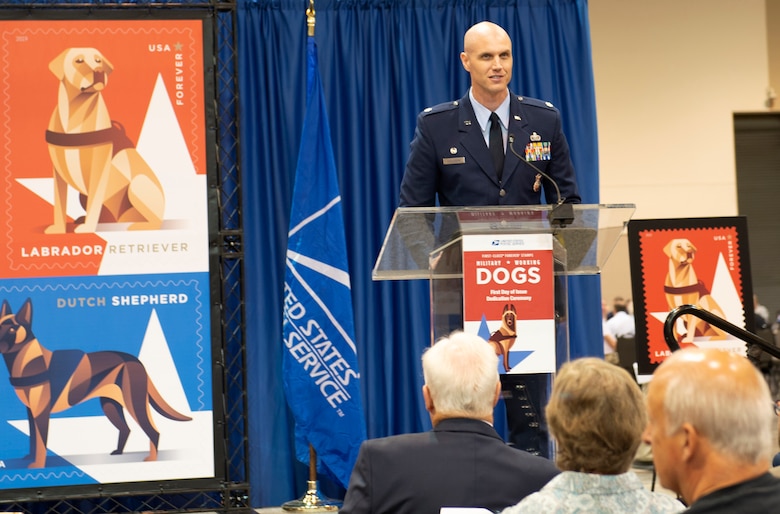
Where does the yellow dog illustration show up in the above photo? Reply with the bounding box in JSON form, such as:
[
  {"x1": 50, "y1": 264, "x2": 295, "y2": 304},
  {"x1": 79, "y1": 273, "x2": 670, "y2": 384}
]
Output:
[
  {"x1": 45, "y1": 47, "x2": 165, "y2": 234},
  {"x1": 663, "y1": 238, "x2": 727, "y2": 344}
]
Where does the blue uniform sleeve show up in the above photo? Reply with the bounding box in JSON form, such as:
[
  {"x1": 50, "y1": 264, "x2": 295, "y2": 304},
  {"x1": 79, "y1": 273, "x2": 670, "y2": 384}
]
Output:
[
  {"x1": 545, "y1": 109, "x2": 580, "y2": 205},
  {"x1": 399, "y1": 111, "x2": 439, "y2": 207}
]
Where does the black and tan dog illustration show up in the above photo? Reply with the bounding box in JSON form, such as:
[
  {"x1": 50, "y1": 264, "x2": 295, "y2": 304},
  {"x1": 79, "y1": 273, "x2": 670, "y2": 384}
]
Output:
[
  {"x1": 45, "y1": 47, "x2": 165, "y2": 233},
  {"x1": 0, "y1": 298, "x2": 191, "y2": 468},
  {"x1": 488, "y1": 304, "x2": 518, "y2": 372}
]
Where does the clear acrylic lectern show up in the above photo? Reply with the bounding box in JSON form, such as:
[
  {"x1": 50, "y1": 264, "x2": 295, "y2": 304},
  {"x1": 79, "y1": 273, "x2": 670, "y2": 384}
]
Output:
[
  {"x1": 374, "y1": 204, "x2": 635, "y2": 343},
  {"x1": 373, "y1": 204, "x2": 635, "y2": 458}
]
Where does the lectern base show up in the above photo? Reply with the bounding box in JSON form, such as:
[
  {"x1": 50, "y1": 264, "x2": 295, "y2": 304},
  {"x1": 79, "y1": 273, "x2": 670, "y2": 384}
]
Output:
[{"x1": 501, "y1": 373, "x2": 551, "y2": 458}]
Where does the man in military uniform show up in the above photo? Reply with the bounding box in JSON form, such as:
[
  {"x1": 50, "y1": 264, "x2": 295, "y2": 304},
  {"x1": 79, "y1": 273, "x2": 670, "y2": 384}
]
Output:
[
  {"x1": 399, "y1": 21, "x2": 580, "y2": 208},
  {"x1": 398, "y1": 21, "x2": 582, "y2": 458}
]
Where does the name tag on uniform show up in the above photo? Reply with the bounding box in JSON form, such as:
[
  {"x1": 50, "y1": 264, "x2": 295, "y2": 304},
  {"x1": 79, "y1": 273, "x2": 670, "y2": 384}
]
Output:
[{"x1": 442, "y1": 157, "x2": 466, "y2": 165}]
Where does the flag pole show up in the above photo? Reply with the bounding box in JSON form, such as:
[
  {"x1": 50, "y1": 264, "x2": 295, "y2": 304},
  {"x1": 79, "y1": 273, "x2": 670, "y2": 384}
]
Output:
[
  {"x1": 282, "y1": 445, "x2": 340, "y2": 511},
  {"x1": 281, "y1": 6, "x2": 342, "y2": 510}
]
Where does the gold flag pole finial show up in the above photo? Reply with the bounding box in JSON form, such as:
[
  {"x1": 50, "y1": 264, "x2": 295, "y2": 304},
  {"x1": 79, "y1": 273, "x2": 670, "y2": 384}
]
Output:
[{"x1": 306, "y1": 0, "x2": 316, "y2": 37}]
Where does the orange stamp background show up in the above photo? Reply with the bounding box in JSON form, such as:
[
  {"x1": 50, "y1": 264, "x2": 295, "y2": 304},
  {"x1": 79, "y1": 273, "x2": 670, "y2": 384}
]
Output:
[{"x1": 0, "y1": 20, "x2": 206, "y2": 277}]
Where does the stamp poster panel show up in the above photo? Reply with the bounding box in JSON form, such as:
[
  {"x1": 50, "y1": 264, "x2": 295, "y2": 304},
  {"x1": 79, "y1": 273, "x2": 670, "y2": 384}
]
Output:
[
  {"x1": 628, "y1": 218, "x2": 753, "y2": 375},
  {"x1": 0, "y1": 19, "x2": 215, "y2": 490}
]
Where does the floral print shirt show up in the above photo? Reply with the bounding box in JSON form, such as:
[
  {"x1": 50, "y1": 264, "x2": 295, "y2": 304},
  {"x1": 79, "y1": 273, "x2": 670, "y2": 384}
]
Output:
[{"x1": 500, "y1": 471, "x2": 684, "y2": 514}]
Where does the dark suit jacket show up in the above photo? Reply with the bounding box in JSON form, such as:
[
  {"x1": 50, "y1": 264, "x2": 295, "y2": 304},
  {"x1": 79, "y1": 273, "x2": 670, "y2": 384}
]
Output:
[
  {"x1": 399, "y1": 92, "x2": 581, "y2": 207},
  {"x1": 339, "y1": 417, "x2": 560, "y2": 514}
]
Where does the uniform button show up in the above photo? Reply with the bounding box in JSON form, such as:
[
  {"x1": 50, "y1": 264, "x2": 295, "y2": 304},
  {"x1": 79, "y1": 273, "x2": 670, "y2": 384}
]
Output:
[{"x1": 499, "y1": 189, "x2": 506, "y2": 197}]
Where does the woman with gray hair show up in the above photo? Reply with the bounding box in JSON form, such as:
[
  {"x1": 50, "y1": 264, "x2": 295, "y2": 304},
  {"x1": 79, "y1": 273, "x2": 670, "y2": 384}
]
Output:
[{"x1": 501, "y1": 358, "x2": 683, "y2": 513}]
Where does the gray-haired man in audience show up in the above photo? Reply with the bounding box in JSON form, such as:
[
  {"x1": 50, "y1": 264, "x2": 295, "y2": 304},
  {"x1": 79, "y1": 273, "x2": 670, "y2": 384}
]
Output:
[
  {"x1": 340, "y1": 331, "x2": 558, "y2": 514},
  {"x1": 643, "y1": 347, "x2": 780, "y2": 512}
]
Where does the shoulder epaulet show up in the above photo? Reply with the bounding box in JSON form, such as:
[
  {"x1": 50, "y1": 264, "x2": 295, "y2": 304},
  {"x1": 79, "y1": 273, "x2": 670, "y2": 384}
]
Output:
[
  {"x1": 421, "y1": 100, "x2": 459, "y2": 116},
  {"x1": 516, "y1": 95, "x2": 557, "y2": 110}
]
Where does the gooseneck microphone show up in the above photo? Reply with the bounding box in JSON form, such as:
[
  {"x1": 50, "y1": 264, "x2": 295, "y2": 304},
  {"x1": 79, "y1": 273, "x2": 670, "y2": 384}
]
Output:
[{"x1": 508, "y1": 134, "x2": 574, "y2": 226}]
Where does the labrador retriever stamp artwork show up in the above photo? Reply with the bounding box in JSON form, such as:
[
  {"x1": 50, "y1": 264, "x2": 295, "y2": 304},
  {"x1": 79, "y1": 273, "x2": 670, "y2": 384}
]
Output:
[
  {"x1": 0, "y1": 19, "x2": 208, "y2": 279},
  {"x1": 628, "y1": 218, "x2": 754, "y2": 375}
]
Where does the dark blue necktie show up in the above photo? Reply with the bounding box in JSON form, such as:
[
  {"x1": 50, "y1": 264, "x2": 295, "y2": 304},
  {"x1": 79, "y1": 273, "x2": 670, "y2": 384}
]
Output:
[{"x1": 489, "y1": 112, "x2": 504, "y2": 181}]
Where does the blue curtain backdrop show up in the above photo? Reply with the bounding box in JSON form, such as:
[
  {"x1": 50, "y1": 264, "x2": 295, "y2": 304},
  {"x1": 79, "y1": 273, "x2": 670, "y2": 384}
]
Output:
[{"x1": 238, "y1": 0, "x2": 601, "y2": 507}]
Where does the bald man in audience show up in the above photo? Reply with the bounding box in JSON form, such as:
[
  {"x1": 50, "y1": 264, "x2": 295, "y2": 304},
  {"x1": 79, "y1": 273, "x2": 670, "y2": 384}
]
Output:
[
  {"x1": 643, "y1": 347, "x2": 780, "y2": 512},
  {"x1": 340, "y1": 331, "x2": 559, "y2": 514}
]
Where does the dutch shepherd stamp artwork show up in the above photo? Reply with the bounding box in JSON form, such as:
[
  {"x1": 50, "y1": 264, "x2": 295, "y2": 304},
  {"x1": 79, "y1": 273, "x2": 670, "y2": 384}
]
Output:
[{"x1": 0, "y1": 298, "x2": 192, "y2": 469}]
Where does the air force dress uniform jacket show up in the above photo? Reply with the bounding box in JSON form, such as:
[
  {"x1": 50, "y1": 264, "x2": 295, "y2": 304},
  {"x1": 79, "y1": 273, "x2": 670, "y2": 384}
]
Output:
[{"x1": 399, "y1": 92, "x2": 581, "y2": 207}]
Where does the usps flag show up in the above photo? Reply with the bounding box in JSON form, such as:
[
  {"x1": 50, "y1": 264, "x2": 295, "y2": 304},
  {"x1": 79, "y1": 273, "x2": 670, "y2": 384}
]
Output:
[{"x1": 282, "y1": 36, "x2": 366, "y2": 488}]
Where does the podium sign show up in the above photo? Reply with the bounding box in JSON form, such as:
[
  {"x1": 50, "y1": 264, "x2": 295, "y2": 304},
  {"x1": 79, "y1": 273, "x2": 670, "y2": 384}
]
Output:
[{"x1": 462, "y1": 233, "x2": 556, "y2": 374}]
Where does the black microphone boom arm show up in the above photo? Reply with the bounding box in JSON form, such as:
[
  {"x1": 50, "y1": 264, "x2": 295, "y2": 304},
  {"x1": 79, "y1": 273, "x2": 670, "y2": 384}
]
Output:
[{"x1": 508, "y1": 134, "x2": 574, "y2": 226}]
